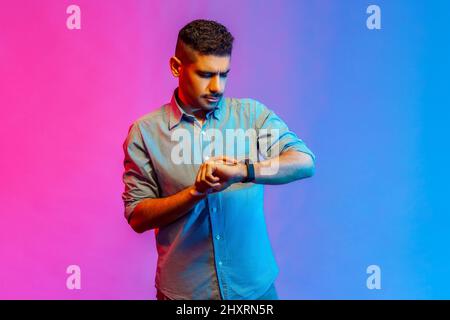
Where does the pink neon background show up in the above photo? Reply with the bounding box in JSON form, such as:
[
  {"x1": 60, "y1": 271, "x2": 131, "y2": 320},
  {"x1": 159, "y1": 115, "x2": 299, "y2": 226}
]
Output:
[{"x1": 0, "y1": 0, "x2": 317, "y2": 299}]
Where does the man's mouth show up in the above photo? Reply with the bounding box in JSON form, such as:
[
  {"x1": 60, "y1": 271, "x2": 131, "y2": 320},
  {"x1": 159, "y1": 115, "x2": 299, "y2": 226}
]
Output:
[{"x1": 204, "y1": 96, "x2": 221, "y2": 103}]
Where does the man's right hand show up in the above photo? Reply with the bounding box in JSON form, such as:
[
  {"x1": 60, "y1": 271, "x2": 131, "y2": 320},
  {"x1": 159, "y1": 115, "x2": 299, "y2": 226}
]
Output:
[{"x1": 193, "y1": 156, "x2": 240, "y2": 195}]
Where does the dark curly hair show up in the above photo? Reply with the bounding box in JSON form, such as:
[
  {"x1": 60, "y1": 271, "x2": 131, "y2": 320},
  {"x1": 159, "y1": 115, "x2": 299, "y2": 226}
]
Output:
[{"x1": 175, "y1": 19, "x2": 234, "y2": 63}]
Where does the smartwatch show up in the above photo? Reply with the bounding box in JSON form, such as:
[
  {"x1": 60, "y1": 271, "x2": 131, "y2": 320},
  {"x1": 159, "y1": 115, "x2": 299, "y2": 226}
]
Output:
[{"x1": 242, "y1": 158, "x2": 255, "y2": 183}]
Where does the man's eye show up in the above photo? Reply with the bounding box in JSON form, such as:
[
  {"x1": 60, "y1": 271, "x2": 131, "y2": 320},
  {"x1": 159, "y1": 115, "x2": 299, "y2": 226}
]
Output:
[
  {"x1": 199, "y1": 73, "x2": 212, "y2": 78},
  {"x1": 220, "y1": 74, "x2": 228, "y2": 78}
]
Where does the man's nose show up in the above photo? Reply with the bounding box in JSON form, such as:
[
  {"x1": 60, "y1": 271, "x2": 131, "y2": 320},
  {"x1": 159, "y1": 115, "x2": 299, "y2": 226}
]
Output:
[{"x1": 208, "y1": 75, "x2": 221, "y2": 94}]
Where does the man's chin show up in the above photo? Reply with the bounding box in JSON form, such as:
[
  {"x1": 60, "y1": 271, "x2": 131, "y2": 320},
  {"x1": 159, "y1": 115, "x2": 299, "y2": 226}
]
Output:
[{"x1": 199, "y1": 101, "x2": 217, "y2": 109}]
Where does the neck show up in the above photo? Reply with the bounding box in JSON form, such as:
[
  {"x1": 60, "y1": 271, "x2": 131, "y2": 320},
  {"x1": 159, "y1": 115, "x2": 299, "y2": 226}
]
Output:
[{"x1": 176, "y1": 89, "x2": 207, "y2": 121}]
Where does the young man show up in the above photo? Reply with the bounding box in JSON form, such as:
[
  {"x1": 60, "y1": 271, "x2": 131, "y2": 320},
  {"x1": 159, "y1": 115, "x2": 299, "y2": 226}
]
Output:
[{"x1": 122, "y1": 19, "x2": 315, "y2": 300}]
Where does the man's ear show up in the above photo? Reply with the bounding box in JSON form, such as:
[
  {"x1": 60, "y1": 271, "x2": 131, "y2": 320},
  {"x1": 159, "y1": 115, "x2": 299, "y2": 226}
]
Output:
[{"x1": 169, "y1": 56, "x2": 182, "y2": 77}]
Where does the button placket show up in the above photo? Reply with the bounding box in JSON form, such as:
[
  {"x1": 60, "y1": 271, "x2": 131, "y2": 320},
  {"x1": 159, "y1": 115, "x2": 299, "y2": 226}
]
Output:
[
  {"x1": 201, "y1": 120, "x2": 210, "y2": 162},
  {"x1": 208, "y1": 195, "x2": 227, "y2": 299}
]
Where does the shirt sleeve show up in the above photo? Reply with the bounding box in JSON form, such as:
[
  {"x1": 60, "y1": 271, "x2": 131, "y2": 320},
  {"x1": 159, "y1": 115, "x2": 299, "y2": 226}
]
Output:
[
  {"x1": 121, "y1": 122, "x2": 160, "y2": 222},
  {"x1": 255, "y1": 100, "x2": 316, "y2": 162}
]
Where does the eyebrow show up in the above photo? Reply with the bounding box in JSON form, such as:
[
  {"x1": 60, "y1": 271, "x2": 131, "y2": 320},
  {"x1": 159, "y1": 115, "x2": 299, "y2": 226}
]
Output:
[{"x1": 196, "y1": 69, "x2": 231, "y2": 75}]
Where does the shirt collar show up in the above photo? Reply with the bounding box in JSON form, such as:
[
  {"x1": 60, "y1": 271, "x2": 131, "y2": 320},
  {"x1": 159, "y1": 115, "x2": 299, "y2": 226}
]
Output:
[{"x1": 168, "y1": 88, "x2": 225, "y2": 130}]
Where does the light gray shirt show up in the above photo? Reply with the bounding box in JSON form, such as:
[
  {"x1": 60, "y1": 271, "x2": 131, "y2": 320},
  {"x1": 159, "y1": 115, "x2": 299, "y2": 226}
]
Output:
[{"x1": 122, "y1": 88, "x2": 315, "y2": 299}]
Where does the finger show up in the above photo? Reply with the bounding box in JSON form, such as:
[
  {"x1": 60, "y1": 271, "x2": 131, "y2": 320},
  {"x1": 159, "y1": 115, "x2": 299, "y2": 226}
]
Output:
[
  {"x1": 210, "y1": 181, "x2": 229, "y2": 193},
  {"x1": 205, "y1": 162, "x2": 219, "y2": 182},
  {"x1": 197, "y1": 164, "x2": 211, "y2": 193},
  {"x1": 217, "y1": 155, "x2": 238, "y2": 165},
  {"x1": 201, "y1": 162, "x2": 207, "y2": 183},
  {"x1": 208, "y1": 155, "x2": 223, "y2": 162},
  {"x1": 208, "y1": 155, "x2": 225, "y2": 163},
  {"x1": 196, "y1": 164, "x2": 203, "y2": 185},
  {"x1": 201, "y1": 163, "x2": 216, "y2": 188},
  {"x1": 201, "y1": 163, "x2": 222, "y2": 189},
  {"x1": 204, "y1": 179, "x2": 221, "y2": 190},
  {"x1": 210, "y1": 182, "x2": 222, "y2": 189}
]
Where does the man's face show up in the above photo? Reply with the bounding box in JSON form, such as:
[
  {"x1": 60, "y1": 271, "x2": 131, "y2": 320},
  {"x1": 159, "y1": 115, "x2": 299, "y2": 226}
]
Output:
[{"x1": 178, "y1": 53, "x2": 231, "y2": 110}]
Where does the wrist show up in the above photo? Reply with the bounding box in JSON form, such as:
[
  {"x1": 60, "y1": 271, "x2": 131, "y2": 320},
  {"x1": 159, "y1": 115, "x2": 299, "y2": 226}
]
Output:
[
  {"x1": 189, "y1": 185, "x2": 207, "y2": 198},
  {"x1": 237, "y1": 162, "x2": 248, "y2": 183}
]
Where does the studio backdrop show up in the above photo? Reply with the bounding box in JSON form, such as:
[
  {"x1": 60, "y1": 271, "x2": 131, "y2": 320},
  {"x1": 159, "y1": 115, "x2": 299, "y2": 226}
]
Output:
[{"x1": 1, "y1": 0, "x2": 449, "y2": 299}]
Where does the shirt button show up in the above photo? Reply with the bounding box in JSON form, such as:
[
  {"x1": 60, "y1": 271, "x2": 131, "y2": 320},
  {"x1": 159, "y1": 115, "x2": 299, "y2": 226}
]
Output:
[
  {"x1": 201, "y1": 130, "x2": 206, "y2": 136},
  {"x1": 218, "y1": 261, "x2": 223, "y2": 266},
  {"x1": 215, "y1": 235, "x2": 221, "y2": 240},
  {"x1": 211, "y1": 207, "x2": 217, "y2": 213}
]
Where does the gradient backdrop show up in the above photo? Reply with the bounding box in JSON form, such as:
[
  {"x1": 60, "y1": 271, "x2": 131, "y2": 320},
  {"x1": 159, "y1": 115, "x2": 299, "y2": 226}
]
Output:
[{"x1": 1, "y1": 0, "x2": 449, "y2": 299}]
